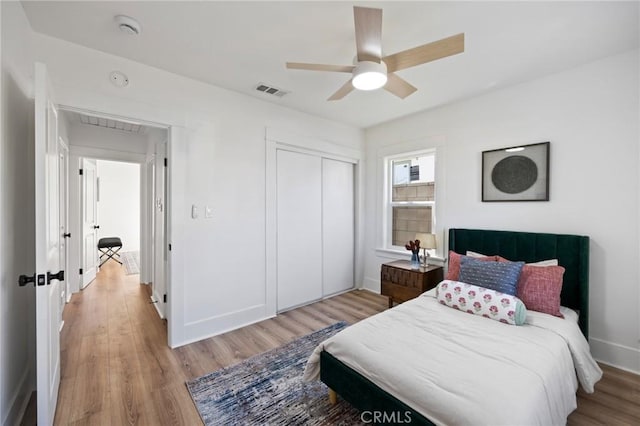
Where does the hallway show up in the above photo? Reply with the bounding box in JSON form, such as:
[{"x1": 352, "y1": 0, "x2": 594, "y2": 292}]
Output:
[{"x1": 55, "y1": 261, "x2": 196, "y2": 425}]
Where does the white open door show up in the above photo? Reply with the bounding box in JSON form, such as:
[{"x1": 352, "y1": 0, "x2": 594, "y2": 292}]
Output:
[
  {"x1": 81, "y1": 158, "x2": 98, "y2": 287},
  {"x1": 58, "y1": 139, "x2": 69, "y2": 320},
  {"x1": 34, "y1": 62, "x2": 62, "y2": 425},
  {"x1": 153, "y1": 148, "x2": 167, "y2": 318}
]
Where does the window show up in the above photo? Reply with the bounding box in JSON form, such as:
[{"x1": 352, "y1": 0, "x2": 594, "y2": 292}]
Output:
[{"x1": 386, "y1": 151, "x2": 436, "y2": 250}]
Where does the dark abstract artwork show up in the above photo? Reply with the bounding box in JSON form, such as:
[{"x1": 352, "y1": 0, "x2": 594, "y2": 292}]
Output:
[{"x1": 482, "y1": 142, "x2": 549, "y2": 201}]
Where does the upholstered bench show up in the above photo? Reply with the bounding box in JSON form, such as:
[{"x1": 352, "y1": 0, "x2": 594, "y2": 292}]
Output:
[{"x1": 98, "y1": 237, "x2": 123, "y2": 267}]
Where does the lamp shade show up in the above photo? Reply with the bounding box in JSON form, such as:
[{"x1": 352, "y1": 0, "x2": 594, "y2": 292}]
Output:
[{"x1": 415, "y1": 233, "x2": 437, "y2": 249}]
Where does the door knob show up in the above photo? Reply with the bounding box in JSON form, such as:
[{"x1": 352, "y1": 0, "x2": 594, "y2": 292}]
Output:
[
  {"x1": 47, "y1": 270, "x2": 65, "y2": 284},
  {"x1": 93, "y1": 225, "x2": 100, "y2": 229},
  {"x1": 63, "y1": 232, "x2": 71, "y2": 238},
  {"x1": 19, "y1": 274, "x2": 35, "y2": 287}
]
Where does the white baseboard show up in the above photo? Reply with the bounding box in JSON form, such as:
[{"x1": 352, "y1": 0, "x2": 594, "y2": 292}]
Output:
[
  {"x1": 362, "y1": 276, "x2": 380, "y2": 293},
  {"x1": 2, "y1": 367, "x2": 31, "y2": 426},
  {"x1": 590, "y1": 337, "x2": 640, "y2": 375}
]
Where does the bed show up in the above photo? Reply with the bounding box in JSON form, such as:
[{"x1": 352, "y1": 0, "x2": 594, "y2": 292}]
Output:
[{"x1": 303, "y1": 228, "x2": 602, "y2": 425}]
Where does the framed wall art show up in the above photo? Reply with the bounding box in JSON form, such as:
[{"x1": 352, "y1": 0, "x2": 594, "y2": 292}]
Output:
[{"x1": 482, "y1": 141, "x2": 549, "y2": 202}]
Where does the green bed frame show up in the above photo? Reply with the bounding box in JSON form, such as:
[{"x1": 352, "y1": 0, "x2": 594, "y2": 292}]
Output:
[{"x1": 319, "y1": 228, "x2": 590, "y2": 425}]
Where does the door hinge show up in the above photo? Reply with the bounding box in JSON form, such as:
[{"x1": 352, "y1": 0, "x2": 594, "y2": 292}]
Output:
[
  {"x1": 163, "y1": 294, "x2": 167, "y2": 303},
  {"x1": 79, "y1": 169, "x2": 83, "y2": 175},
  {"x1": 164, "y1": 157, "x2": 167, "y2": 167},
  {"x1": 79, "y1": 268, "x2": 83, "y2": 275}
]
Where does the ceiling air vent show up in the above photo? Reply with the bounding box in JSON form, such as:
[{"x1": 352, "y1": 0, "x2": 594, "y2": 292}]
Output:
[
  {"x1": 255, "y1": 83, "x2": 289, "y2": 98},
  {"x1": 79, "y1": 114, "x2": 143, "y2": 133}
]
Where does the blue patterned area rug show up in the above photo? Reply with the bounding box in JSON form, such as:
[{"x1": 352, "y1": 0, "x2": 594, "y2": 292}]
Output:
[{"x1": 186, "y1": 321, "x2": 364, "y2": 425}]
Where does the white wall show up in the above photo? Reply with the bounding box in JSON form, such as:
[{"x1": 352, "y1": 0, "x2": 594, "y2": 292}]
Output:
[
  {"x1": 28, "y1": 30, "x2": 364, "y2": 347},
  {"x1": 0, "y1": 2, "x2": 36, "y2": 424},
  {"x1": 96, "y1": 160, "x2": 140, "y2": 253},
  {"x1": 363, "y1": 50, "x2": 640, "y2": 373}
]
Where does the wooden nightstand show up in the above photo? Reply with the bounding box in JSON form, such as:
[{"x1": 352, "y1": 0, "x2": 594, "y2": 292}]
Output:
[{"x1": 381, "y1": 261, "x2": 444, "y2": 308}]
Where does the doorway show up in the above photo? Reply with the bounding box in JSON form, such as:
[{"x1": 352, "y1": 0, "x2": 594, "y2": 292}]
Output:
[
  {"x1": 95, "y1": 159, "x2": 141, "y2": 275},
  {"x1": 59, "y1": 108, "x2": 169, "y2": 321}
]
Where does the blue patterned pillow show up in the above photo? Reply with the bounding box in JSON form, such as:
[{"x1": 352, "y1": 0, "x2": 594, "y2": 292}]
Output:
[{"x1": 459, "y1": 256, "x2": 524, "y2": 295}]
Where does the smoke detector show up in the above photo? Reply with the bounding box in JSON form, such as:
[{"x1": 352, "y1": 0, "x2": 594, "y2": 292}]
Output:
[{"x1": 115, "y1": 15, "x2": 142, "y2": 35}]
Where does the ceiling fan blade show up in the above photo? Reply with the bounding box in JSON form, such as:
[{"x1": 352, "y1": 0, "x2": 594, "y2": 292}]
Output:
[
  {"x1": 354, "y1": 6, "x2": 383, "y2": 62},
  {"x1": 328, "y1": 79, "x2": 355, "y2": 101},
  {"x1": 384, "y1": 73, "x2": 418, "y2": 99},
  {"x1": 286, "y1": 62, "x2": 355, "y2": 73},
  {"x1": 383, "y1": 33, "x2": 465, "y2": 73}
]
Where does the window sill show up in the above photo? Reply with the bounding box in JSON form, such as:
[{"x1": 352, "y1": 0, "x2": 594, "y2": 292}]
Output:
[{"x1": 374, "y1": 248, "x2": 446, "y2": 264}]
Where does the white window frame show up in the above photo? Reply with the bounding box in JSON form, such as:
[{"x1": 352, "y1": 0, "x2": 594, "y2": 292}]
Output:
[{"x1": 384, "y1": 148, "x2": 436, "y2": 252}]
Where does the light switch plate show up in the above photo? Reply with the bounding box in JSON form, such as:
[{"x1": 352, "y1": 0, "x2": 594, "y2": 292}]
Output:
[
  {"x1": 191, "y1": 205, "x2": 198, "y2": 219},
  {"x1": 205, "y1": 206, "x2": 213, "y2": 219}
]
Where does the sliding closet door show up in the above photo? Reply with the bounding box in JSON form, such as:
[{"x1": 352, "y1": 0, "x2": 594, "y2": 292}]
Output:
[
  {"x1": 276, "y1": 150, "x2": 323, "y2": 311},
  {"x1": 322, "y1": 158, "x2": 355, "y2": 295}
]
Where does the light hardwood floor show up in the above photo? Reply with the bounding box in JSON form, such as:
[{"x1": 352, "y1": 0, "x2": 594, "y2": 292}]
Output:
[{"x1": 22, "y1": 261, "x2": 639, "y2": 425}]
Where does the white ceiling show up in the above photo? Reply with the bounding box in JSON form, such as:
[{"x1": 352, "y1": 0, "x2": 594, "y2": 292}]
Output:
[{"x1": 21, "y1": 1, "x2": 639, "y2": 128}]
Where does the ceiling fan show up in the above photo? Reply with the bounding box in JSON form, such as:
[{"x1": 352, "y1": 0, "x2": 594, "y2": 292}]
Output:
[{"x1": 286, "y1": 6, "x2": 464, "y2": 101}]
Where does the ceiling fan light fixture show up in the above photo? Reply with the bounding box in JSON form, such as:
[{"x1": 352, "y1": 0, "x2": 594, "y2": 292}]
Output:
[{"x1": 352, "y1": 61, "x2": 387, "y2": 91}]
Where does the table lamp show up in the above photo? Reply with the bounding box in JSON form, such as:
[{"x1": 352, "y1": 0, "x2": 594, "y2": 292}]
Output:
[{"x1": 415, "y1": 233, "x2": 437, "y2": 266}]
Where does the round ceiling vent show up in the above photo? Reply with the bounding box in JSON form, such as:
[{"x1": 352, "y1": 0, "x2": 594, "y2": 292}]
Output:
[
  {"x1": 115, "y1": 15, "x2": 142, "y2": 35},
  {"x1": 109, "y1": 71, "x2": 129, "y2": 88}
]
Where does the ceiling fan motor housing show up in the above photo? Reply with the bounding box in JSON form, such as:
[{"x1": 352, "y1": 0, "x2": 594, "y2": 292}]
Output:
[{"x1": 352, "y1": 61, "x2": 388, "y2": 90}]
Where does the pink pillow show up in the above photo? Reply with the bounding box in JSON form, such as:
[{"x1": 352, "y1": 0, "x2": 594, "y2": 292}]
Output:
[
  {"x1": 446, "y1": 251, "x2": 496, "y2": 281},
  {"x1": 517, "y1": 265, "x2": 565, "y2": 317},
  {"x1": 497, "y1": 256, "x2": 565, "y2": 317}
]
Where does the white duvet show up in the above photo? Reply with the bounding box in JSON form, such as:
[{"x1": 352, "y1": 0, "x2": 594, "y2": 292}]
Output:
[{"x1": 303, "y1": 290, "x2": 602, "y2": 426}]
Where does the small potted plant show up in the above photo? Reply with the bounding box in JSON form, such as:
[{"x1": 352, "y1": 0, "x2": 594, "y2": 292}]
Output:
[{"x1": 405, "y1": 239, "x2": 421, "y2": 269}]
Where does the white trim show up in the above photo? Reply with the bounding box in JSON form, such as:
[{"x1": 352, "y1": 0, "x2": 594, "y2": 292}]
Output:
[
  {"x1": 176, "y1": 314, "x2": 277, "y2": 348},
  {"x1": 264, "y1": 134, "x2": 277, "y2": 316},
  {"x1": 266, "y1": 127, "x2": 361, "y2": 160},
  {"x1": 185, "y1": 303, "x2": 267, "y2": 326},
  {"x1": 374, "y1": 247, "x2": 445, "y2": 263},
  {"x1": 167, "y1": 126, "x2": 186, "y2": 347},
  {"x1": 322, "y1": 286, "x2": 356, "y2": 299},
  {"x1": 2, "y1": 367, "x2": 31, "y2": 426},
  {"x1": 383, "y1": 150, "x2": 436, "y2": 252},
  {"x1": 69, "y1": 145, "x2": 146, "y2": 164},
  {"x1": 361, "y1": 281, "x2": 381, "y2": 294},
  {"x1": 376, "y1": 136, "x2": 447, "y2": 259},
  {"x1": 590, "y1": 337, "x2": 640, "y2": 375},
  {"x1": 274, "y1": 143, "x2": 357, "y2": 165},
  {"x1": 62, "y1": 104, "x2": 173, "y2": 350},
  {"x1": 58, "y1": 104, "x2": 169, "y2": 130},
  {"x1": 178, "y1": 307, "x2": 276, "y2": 347}
]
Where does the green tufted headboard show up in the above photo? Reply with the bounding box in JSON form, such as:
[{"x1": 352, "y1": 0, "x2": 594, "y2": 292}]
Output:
[{"x1": 448, "y1": 228, "x2": 590, "y2": 338}]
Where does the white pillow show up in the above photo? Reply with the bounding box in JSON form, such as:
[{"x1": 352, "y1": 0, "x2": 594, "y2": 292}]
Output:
[
  {"x1": 527, "y1": 259, "x2": 559, "y2": 267},
  {"x1": 472, "y1": 250, "x2": 559, "y2": 267},
  {"x1": 466, "y1": 250, "x2": 489, "y2": 258}
]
